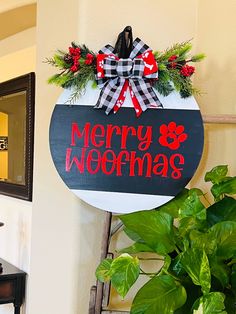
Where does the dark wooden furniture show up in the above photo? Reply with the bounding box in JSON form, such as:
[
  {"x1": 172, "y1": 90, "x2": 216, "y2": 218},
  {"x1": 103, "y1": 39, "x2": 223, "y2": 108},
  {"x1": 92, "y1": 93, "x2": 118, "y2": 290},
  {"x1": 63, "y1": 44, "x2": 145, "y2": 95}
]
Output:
[{"x1": 0, "y1": 258, "x2": 26, "y2": 314}]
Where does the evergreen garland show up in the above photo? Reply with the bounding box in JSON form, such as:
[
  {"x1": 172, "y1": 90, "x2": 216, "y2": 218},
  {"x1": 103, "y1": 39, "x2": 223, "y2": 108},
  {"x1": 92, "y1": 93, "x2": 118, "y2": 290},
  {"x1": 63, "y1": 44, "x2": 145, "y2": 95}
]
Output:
[
  {"x1": 46, "y1": 43, "x2": 96, "y2": 102},
  {"x1": 153, "y1": 66, "x2": 174, "y2": 97},
  {"x1": 154, "y1": 41, "x2": 205, "y2": 98},
  {"x1": 46, "y1": 41, "x2": 205, "y2": 102}
]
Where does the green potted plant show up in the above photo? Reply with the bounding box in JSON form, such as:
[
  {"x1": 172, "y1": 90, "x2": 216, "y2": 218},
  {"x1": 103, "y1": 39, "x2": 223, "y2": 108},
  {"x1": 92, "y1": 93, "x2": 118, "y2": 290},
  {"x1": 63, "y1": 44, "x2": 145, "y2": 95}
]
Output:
[{"x1": 96, "y1": 165, "x2": 236, "y2": 313}]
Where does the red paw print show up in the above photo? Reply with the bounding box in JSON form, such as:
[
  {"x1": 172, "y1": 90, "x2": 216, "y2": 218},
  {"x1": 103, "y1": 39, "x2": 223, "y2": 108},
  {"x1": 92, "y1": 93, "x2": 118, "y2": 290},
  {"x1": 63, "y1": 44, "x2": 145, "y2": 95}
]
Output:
[{"x1": 159, "y1": 122, "x2": 188, "y2": 150}]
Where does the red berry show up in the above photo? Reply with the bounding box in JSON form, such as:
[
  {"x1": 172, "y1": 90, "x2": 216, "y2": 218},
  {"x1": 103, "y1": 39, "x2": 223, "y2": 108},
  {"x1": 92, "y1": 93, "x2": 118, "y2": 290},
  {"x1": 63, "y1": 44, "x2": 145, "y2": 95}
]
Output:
[
  {"x1": 168, "y1": 55, "x2": 177, "y2": 62},
  {"x1": 180, "y1": 65, "x2": 195, "y2": 77},
  {"x1": 74, "y1": 47, "x2": 81, "y2": 55},
  {"x1": 69, "y1": 46, "x2": 81, "y2": 56},
  {"x1": 85, "y1": 53, "x2": 94, "y2": 65},
  {"x1": 69, "y1": 47, "x2": 75, "y2": 55},
  {"x1": 70, "y1": 65, "x2": 78, "y2": 72}
]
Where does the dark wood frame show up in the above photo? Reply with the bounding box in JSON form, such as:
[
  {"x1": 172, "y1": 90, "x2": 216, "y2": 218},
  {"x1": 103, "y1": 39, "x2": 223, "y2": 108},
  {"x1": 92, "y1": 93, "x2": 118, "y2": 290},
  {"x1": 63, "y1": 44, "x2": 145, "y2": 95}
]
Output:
[{"x1": 0, "y1": 73, "x2": 35, "y2": 201}]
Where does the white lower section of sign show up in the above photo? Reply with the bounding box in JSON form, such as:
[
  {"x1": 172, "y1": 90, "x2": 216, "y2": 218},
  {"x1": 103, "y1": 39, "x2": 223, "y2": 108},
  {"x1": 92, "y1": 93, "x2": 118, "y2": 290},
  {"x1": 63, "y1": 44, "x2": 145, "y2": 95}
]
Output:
[
  {"x1": 57, "y1": 81, "x2": 199, "y2": 111},
  {"x1": 72, "y1": 189, "x2": 173, "y2": 214}
]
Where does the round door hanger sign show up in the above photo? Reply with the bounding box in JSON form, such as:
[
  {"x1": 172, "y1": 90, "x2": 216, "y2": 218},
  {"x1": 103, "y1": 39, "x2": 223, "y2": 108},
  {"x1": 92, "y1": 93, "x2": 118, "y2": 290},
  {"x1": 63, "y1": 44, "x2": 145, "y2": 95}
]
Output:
[{"x1": 49, "y1": 86, "x2": 204, "y2": 213}]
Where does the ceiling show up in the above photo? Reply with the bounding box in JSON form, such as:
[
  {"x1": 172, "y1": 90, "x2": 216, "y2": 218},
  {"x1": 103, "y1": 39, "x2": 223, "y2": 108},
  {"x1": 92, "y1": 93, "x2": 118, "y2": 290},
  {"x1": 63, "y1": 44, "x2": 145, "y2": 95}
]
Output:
[{"x1": 0, "y1": 3, "x2": 36, "y2": 40}]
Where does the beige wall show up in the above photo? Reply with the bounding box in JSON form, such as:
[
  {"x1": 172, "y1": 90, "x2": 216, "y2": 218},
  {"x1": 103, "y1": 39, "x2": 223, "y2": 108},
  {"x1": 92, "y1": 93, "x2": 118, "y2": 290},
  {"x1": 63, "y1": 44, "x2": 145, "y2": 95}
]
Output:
[
  {"x1": 194, "y1": 0, "x2": 236, "y2": 115},
  {"x1": 190, "y1": 0, "x2": 236, "y2": 192},
  {"x1": 77, "y1": 0, "x2": 198, "y2": 50},
  {"x1": 0, "y1": 0, "x2": 235, "y2": 314}
]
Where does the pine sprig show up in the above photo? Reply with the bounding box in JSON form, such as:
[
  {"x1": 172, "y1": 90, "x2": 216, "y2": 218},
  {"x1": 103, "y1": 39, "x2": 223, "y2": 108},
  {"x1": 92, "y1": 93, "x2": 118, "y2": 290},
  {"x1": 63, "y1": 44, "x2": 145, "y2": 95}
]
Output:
[
  {"x1": 153, "y1": 40, "x2": 205, "y2": 98},
  {"x1": 154, "y1": 68, "x2": 173, "y2": 97},
  {"x1": 64, "y1": 65, "x2": 96, "y2": 103},
  {"x1": 71, "y1": 42, "x2": 96, "y2": 58},
  {"x1": 45, "y1": 54, "x2": 70, "y2": 70},
  {"x1": 154, "y1": 79, "x2": 174, "y2": 97},
  {"x1": 155, "y1": 40, "x2": 193, "y2": 62},
  {"x1": 168, "y1": 69, "x2": 194, "y2": 98},
  {"x1": 48, "y1": 73, "x2": 70, "y2": 86},
  {"x1": 46, "y1": 42, "x2": 97, "y2": 98},
  {"x1": 190, "y1": 53, "x2": 206, "y2": 62}
]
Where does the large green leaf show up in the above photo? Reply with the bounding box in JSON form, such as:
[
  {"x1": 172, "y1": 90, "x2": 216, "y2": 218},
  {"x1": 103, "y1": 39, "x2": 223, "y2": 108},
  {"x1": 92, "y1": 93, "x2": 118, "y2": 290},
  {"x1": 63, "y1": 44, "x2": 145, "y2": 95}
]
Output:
[
  {"x1": 159, "y1": 188, "x2": 189, "y2": 218},
  {"x1": 205, "y1": 165, "x2": 228, "y2": 184},
  {"x1": 179, "y1": 190, "x2": 206, "y2": 220},
  {"x1": 110, "y1": 254, "x2": 140, "y2": 298},
  {"x1": 193, "y1": 292, "x2": 227, "y2": 314},
  {"x1": 209, "y1": 256, "x2": 230, "y2": 288},
  {"x1": 96, "y1": 254, "x2": 140, "y2": 298},
  {"x1": 119, "y1": 242, "x2": 155, "y2": 254},
  {"x1": 123, "y1": 227, "x2": 144, "y2": 243},
  {"x1": 178, "y1": 216, "x2": 206, "y2": 239},
  {"x1": 189, "y1": 230, "x2": 216, "y2": 254},
  {"x1": 180, "y1": 249, "x2": 211, "y2": 294},
  {"x1": 131, "y1": 275, "x2": 187, "y2": 314},
  {"x1": 211, "y1": 177, "x2": 236, "y2": 201},
  {"x1": 174, "y1": 229, "x2": 190, "y2": 251},
  {"x1": 207, "y1": 197, "x2": 236, "y2": 226},
  {"x1": 119, "y1": 211, "x2": 175, "y2": 255},
  {"x1": 95, "y1": 258, "x2": 112, "y2": 282},
  {"x1": 209, "y1": 221, "x2": 236, "y2": 259}
]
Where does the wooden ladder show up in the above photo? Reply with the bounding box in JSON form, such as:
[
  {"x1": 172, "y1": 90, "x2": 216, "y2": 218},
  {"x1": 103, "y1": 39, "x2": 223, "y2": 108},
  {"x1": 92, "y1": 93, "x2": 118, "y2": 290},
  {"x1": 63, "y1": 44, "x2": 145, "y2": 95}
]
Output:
[{"x1": 89, "y1": 212, "x2": 129, "y2": 314}]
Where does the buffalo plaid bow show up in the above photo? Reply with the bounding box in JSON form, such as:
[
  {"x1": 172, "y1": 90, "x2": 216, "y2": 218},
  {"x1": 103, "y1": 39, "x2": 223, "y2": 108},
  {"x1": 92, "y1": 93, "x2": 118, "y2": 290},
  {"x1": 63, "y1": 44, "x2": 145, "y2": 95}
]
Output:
[{"x1": 95, "y1": 38, "x2": 162, "y2": 117}]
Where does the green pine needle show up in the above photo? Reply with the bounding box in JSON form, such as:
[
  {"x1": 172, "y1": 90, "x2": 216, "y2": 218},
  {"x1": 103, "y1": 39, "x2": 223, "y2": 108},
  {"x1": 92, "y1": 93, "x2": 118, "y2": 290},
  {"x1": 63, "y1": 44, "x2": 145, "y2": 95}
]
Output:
[
  {"x1": 156, "y1": 40, "x2": 193, "y2": 62},
  {"x1": 63, "y1": 65, "x2": 96, "y2": 102},
  {"x1": 158, "y1": 63, "x2": 168, "y2": 71},
  {"x1": 154, "y1": 69, "x2": 174, "y2": 97},
  {"x1": 53, "y1": 54, "x2": 68, "y2": 69},
  {"x1": 48, "y1": 72, "x2": 72, "y2": 86},
  {"x1": 154, "y1": 80, "x2": 174, "y2": 97},
  {"x1": 168, "y1": 69, "x2": 195, "y2": 98},
  {"x1": 92, "y1": 81, "x2": 98, "y2": 89},
  {"x1": 191, "y1": 53, "x2": 206, "y2": 62},
  {"x1": 178, "y1": 42, "x2": 192, "y2": 57}
]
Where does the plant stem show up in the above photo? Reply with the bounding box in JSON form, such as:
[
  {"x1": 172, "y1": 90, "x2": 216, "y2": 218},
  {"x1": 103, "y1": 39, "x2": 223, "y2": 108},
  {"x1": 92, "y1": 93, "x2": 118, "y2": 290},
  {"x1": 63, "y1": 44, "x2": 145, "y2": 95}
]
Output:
[
  {"x1": 227, "y1": 258, "x2": 236, "y2": 266},
  {"x1": 175, "y1": 246, "x2": 181, "y2": 254}
]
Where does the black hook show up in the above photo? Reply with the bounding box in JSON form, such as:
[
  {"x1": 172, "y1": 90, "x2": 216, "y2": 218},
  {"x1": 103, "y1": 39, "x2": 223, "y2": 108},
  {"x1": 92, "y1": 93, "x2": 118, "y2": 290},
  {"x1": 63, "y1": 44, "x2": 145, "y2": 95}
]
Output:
[{"x1": 114, "y1": 26, "x2": 133, "y2": 58}]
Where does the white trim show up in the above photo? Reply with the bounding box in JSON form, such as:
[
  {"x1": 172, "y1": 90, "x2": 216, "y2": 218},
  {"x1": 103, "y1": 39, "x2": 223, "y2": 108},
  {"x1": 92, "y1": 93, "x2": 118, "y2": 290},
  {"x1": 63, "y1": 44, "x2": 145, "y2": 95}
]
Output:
[
  {"x1": 57, "y1": 82, "x2": 200, "y2": 110},
  {"x1": 72, "y1": 189, "x2": 173, "y2": 213}
]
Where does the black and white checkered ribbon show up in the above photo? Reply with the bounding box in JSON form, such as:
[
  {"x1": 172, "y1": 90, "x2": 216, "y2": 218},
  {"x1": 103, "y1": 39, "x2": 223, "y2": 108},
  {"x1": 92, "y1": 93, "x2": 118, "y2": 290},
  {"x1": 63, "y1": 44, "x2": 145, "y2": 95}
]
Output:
[{"x1": 95, "y1": 38, "x2": 162, "y2": 115}]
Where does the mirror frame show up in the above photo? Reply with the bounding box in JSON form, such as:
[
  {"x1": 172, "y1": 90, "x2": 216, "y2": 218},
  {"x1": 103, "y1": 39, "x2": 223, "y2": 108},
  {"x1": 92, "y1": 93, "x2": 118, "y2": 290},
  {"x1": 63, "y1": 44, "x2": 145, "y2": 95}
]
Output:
[{"x1": 0, "y1": 73, "x2": 35, "y2": 201}]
